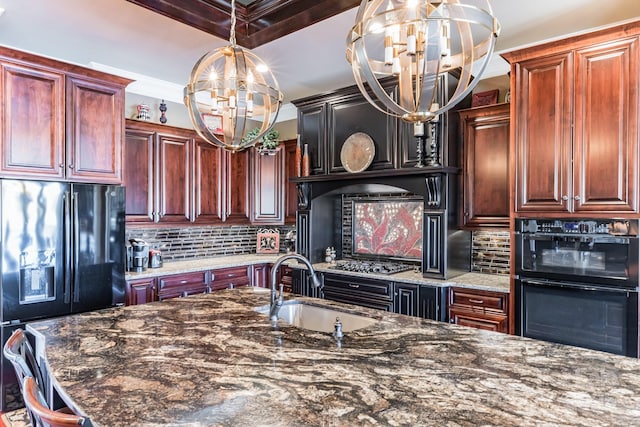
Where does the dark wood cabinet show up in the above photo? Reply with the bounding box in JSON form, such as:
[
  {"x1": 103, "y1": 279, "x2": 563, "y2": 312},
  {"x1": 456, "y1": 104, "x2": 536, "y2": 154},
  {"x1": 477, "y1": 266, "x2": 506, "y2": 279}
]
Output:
[
  {"x1": 503, "y1": 23, "x2": 640, "y2": 216},
  {"x1": 0, "y1": 47, "x2": 129, "y2": 183},
  {"x1": 157, "y1": 131, "x2": 191, "y2": 223},
  {"x1": 157, "y1": 271, "x2": 210, "y2": 301},
  {"x1": 395, "y1": 283, "x2": 419, "y2": 317},
  {"x1": 458, "y1": 103, "x2": 510, "y2": 228},
  {"x1": 193, "y1": 139, "x2": 223, "y2": 223},
  {"x1": 126, "y1": 277, "x2": 157, "y2": 306},
  {"x1": 251, "y1": 147, "x2": 285, "y2": 224},
  {"x1": 283, "y1": 140, "x2": 298, "y2": 224},
  {"x1": 419, "y1": 285, "x2": 446, "y2": 321},
  {"x1": 124, "y1": 120, "x2": 192, "y2": 223},
  {"x1": 276, "y1": 265, "x2": 294, "y2": 294},
  {"x1": 297, "y1": 102, "x2": 327, "y2": 175},
  {"x1": 448, "y1": 287, "x2": 508, "y2": 333},
  {"x1": 210, "y1": 266, "x2": 251, "y2": 291}
]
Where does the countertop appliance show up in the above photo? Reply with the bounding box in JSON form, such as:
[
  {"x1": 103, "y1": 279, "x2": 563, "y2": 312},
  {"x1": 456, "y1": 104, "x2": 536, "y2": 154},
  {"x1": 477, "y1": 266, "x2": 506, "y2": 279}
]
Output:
[
  {"x1": 0, "y1": 179, "x2": 125, "y2": 410},
  {"x1": 127, "y1": 239, "x2": 149, "y2": 272},
  {"x1": 514, "y1": 218, "x2": 639, "y2": 357}
]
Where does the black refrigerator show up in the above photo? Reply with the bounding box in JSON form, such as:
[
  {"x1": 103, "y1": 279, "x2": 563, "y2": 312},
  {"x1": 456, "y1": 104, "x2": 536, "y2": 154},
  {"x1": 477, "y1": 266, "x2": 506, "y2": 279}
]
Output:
[{"x1": 0, "y1": 179, "x2": 126, "y2": 410}]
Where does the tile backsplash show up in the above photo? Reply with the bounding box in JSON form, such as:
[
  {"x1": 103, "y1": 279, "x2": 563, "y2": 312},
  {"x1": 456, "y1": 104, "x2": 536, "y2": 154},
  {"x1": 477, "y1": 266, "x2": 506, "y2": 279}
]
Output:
[
  {"x1": 126, "y1": 225, "x2": 295, "y2": 262},
  {"x1": 471, "y1": 230, "x2": 510, "y2": 275}
]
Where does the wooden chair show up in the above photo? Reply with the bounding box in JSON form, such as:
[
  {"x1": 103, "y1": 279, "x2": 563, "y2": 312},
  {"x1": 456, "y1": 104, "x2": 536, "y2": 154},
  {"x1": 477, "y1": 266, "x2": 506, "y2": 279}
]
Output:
[
  {"x1": 22, "y1": 376, "x2": 85, "y2": 427},
  {"x1": 3, "y1": 329, "x2": 45, "y2": 396}
]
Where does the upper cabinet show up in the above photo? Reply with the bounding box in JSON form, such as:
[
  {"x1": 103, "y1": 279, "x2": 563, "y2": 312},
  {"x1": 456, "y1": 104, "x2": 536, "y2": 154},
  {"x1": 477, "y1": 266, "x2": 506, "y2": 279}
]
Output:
[
  {"x1": 458, "y1": 103, "x2": 510, "y2": 229},
  {"x1": 502, "y1": 22, "x2": 640, "y2": 216},
  {"x1": 0, "y1": 47, "x2": 130, "y2": 184},
  {"x1": 125, "y1": 119, "x2": 288, "y2": 226}
]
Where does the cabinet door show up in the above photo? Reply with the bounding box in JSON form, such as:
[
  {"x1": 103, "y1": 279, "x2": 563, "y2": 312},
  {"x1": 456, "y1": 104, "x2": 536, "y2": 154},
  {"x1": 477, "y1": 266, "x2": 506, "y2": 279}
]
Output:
[
  {"x1": 126, "y1": 278, "x2": 157, "y2": 305},
  {"x1": 66, "y1": 75, "x2": 124, "y2": 183},
  {"x1": 284, "y1": 140, "x2": 298, "y2": 224},
  {"x1": 223, "y1": 150, "x2": 250, "y2": 223},
  {"x1": 157, "y1": 132, "x2": 191, "y2": 222},
  {"x1": 298, "y1": 103, "x2": 326, "y2": 175},
  {"x1": 395, "y1": 283, "x2": 419, "y2": 317},
  {"x1": 193, "y1": 139, "x2": 223, "y2": 223},
  {"x1": 0, "y1": 61, "x2": 65, "y2": 179},
  {"x1": 124, "y1": 128, "x2": 155, "y2": 222},
  {"x1": 514, "y1": 52, "x2": 573, "y2": 213},
  {"x1": 252, "y1": 264, "x2": 270, "y2": 289},
  {"x1": 572, "y1": 38, "x2": 639, "y2": 213},
  {"x1": 251, "y1": 147, "x2": 285, "y2": 224},
  {"x1": 459, "y1": 104, "x2": 510, "y2": 228},
  {"x1": 422, "y1": 211, "x2": 445, "y2": 277}
]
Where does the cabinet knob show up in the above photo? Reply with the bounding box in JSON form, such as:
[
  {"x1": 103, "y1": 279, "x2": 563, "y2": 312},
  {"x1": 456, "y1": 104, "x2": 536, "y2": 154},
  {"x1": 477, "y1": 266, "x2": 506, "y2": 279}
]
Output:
[
  {"x1": 68, "y1": 164, "x2": 74, "y2": 169},
  {"x1": 59, "y1": 163, "x2": 64, "y2": 169},
  {"x1": 562, "y1": 195, "x2": 569, "y2": 201},
  {"x1": 574, "y1": 195, "x2": 581, "y2": 201}
]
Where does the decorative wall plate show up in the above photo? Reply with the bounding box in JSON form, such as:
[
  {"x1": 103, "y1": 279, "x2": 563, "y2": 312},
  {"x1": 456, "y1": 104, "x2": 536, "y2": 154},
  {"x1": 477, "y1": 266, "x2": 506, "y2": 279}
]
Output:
[{"x1": 340, "y1": 132, "x2": 375, "y2": 173}]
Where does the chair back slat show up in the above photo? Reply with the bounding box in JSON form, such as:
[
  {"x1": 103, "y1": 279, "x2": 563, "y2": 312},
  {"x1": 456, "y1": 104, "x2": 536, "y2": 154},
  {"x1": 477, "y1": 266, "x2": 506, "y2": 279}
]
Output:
[{"x1": 3, "y1": 329, "x2": 45, "y2": 392}]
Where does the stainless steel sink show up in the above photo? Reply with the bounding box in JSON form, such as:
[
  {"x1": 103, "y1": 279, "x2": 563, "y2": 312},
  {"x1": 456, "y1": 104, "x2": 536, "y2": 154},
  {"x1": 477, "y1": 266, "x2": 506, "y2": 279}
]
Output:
[{"x1": 255, "y1": 301, "x2": 377, "y2": 333}]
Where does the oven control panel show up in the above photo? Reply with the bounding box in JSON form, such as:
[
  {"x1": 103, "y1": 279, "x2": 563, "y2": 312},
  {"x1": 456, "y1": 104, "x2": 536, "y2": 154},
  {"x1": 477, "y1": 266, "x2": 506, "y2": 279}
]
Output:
[{"x1": 517, "y1": 219, "x2": 638, "y2": 236}]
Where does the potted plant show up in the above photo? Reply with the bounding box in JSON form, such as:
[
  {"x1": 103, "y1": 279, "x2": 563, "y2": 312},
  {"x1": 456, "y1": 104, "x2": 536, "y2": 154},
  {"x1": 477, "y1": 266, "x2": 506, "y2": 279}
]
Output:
[{"x1": 243, "y1": 128, "x2": 280, "y2": 155}]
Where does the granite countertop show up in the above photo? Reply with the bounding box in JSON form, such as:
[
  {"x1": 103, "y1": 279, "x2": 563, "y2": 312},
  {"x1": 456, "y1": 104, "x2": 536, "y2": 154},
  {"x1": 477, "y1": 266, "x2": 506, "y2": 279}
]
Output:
[
  {"x1": 127, "y1": 255, "x2": 511, "y2": 293},
  {"x1": 29, "y1": 288, "x2": 640, "y2": 426}
]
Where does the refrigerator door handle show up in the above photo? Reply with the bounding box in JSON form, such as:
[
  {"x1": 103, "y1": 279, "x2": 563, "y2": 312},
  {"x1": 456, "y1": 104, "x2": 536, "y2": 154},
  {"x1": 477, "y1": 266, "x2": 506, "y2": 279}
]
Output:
[
  {"x1": 72, "y1": 192, "x2": 80, "y2": 303},
  {"x1": 63, "y1": 192, "x2": 72, "y2": 304}
]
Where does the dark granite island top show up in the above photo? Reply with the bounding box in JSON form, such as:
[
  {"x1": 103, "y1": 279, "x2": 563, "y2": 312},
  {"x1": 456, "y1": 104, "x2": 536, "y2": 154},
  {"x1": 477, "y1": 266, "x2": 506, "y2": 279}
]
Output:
[{"x1": 28, "y1": 288, "x2": 640, "y2": 426}]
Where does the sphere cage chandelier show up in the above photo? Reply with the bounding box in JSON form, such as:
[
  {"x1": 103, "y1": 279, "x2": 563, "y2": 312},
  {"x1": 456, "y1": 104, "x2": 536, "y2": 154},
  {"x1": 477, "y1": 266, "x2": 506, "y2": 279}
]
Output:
[
  {"x1": 184, "y1": 0, "x2": 283, "y2": 152},
  {"x1": 346, "y1": 0, "x2": 500, "y2": 123}
]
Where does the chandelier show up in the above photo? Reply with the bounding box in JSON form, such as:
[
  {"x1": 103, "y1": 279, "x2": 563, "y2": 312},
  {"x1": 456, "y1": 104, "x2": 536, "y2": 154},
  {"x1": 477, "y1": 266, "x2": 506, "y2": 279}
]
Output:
[
  {"x1": 184, "y1": 0, "x2": 283, "y2": 152},
  {"x1": 346, "y1": 0, "x2": 500, "y2": 124}
]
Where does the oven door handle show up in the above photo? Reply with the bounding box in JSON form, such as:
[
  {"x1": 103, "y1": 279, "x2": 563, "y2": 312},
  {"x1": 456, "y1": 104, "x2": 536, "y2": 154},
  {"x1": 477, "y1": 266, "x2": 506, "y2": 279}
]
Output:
[{"x1": 520, "y1": 278, "x2": 636, "y2": 293}]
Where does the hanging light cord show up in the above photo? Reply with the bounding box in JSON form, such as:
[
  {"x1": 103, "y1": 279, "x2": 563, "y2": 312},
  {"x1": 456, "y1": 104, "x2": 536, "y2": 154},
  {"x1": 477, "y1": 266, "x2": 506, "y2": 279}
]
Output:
[{"x1": 229, "y1": 0, "x2": 236, "y2": 46}]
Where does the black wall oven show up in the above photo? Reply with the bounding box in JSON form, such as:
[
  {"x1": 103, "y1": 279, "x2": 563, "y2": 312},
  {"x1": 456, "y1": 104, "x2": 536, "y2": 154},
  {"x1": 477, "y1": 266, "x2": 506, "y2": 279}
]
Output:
[{"x1": 515, "y1": 218, "x2": 639, "y2": 357}]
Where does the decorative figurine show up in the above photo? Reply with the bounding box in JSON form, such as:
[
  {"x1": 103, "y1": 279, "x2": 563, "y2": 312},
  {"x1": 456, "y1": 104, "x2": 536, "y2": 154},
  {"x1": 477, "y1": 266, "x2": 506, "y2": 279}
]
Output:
[{"x1": 159, "y1": 100, "x2": 167, "y2": 124}]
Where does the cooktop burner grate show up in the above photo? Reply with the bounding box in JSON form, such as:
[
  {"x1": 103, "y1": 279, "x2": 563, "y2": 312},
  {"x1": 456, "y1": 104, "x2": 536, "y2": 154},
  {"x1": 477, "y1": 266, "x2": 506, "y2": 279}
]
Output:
[{"x1": 329, "y1": 260, "x2": 415, "y2": 275}]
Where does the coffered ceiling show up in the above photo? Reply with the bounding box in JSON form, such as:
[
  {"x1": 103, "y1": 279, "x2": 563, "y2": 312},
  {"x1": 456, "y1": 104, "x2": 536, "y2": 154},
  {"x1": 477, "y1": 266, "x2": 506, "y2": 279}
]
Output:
[{"x1": 126, "y1": 0, "x2": 360, "y2": 48}]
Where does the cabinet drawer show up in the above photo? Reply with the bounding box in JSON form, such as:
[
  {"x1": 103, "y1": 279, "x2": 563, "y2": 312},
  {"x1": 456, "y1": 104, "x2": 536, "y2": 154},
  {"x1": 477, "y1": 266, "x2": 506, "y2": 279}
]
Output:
[
  {"x1": 211, "y1": 266, "x2": 251, "y2": 291},
  {"x1": 323, "y1": 273, "x2": 394, "y2": 300},
  {"x1": 158, "y1": 271, "x2": 209, "y2": 300},
  {"x1": 449, "y1": 287, "x2": 507, "y2": 313}
]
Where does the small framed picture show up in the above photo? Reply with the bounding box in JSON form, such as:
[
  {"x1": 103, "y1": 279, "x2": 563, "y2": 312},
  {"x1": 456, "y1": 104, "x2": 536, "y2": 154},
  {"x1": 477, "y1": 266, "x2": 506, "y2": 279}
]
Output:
[
  {"x1": 471, "y1": 89, "x2": 499, "y2": 107},
  {"x1": 256, "y1": 229, "x2": 280, "y2": 254},
  {"x1": 202, "y1": 113, "x2": 223, "y2": 134}
]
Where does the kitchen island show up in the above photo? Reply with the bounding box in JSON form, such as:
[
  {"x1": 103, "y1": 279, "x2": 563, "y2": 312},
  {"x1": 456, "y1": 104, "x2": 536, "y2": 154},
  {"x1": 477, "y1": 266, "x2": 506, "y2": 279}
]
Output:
[{"x1": 29, "y1": 287, "x2": 640, "y2": 426}]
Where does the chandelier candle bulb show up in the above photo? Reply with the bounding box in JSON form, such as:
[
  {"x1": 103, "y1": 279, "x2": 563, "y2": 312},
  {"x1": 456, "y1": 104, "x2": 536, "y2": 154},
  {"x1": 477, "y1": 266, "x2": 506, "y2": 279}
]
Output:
[{"x1": 414, "y1": 122, "x2": 424, "y2": 137}]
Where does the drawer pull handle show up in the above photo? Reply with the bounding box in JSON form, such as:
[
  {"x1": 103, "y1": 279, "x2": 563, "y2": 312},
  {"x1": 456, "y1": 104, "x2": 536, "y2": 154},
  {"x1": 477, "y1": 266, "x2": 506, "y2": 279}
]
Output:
[
  {"x1": 469, "y1": 299, "x2": 484, "y2": 304},
  {"x1": 348, "y1": 284, "x2": 360, "y2": 289},
  {"x1": 179, "y1": 280, "x2": 188, "y2": 284}
]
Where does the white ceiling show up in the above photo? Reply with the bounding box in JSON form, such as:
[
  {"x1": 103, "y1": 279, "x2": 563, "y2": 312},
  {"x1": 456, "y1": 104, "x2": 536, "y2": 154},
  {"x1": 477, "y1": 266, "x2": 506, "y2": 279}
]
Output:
[{"x1": 0, "y1": 0, "x2": 639, "y2": 121}]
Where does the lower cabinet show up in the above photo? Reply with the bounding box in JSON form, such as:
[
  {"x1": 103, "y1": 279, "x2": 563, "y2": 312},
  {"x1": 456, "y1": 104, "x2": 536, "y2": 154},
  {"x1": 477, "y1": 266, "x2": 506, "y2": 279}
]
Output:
[
  {"x1": 252, "y1": 264, "x2": 270, "y2": 289},
  {"x1": 157, "y1": 271, "x2": 210, "y2": 301},
  {"x1": 276, "y1": 265, "x2": 294, "y2": 293},
  {"x1": 448, "y1": 287, "x2": 509, "y2": 333},
  {"x1": 126, "y1": 277, "x2": 158, "y2": 305}
]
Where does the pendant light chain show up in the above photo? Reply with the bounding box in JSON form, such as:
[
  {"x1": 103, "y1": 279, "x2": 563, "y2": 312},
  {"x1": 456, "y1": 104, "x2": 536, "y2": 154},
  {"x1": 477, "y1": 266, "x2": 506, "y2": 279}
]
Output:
[{"x1": 229, "y1": 0, "x2": 236, "y2": 46}]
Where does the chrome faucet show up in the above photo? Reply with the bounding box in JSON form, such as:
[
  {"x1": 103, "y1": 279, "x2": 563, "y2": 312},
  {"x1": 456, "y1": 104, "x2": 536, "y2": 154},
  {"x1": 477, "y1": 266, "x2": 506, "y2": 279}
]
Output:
[{"x1": 269, "y1": 254, "x2": 322, "y2": 322}]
